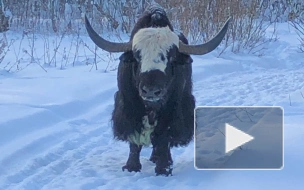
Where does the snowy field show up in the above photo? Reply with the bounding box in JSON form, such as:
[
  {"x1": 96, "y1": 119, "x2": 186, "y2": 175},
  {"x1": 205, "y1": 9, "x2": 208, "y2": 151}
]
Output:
[{"x1": 0, "y1": 22, "x2": 304, "y2": 190}]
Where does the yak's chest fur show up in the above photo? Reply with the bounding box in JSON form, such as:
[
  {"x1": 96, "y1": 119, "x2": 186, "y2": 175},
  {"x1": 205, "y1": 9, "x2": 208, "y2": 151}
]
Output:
[{"x1": 127, "y1": 114, "x2": 158, "y2": 146}]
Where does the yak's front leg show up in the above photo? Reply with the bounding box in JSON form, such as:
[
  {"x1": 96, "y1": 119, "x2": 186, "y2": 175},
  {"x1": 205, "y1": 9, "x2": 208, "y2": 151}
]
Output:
[
  {"x1": 149, "y1": 147, "x2": 173, "y2": 165},
  {"x1": 154, "y1": 144, "x2": 173, "y2": 176},
  {"x1": 122, "y1": 143, "x2": 142, "y2": 172},
  {"x1": 151, "y1": 133, "x2": 173, "y2": 176}
]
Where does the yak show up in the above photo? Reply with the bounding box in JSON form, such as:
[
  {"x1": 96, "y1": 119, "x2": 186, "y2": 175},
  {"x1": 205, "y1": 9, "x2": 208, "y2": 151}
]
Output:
[{"x1": 85, "y1": 4, "x2": 230, "y2": 176}]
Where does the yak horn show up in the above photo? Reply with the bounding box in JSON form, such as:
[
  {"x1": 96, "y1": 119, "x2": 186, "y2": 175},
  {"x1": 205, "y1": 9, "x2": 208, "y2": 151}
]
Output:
[
  {"x1": 84, "y1": 15, "x2": 132, "y2": 53},
  {"x1": 179, "y1": 17, "x2": 231, "y2": 55}
]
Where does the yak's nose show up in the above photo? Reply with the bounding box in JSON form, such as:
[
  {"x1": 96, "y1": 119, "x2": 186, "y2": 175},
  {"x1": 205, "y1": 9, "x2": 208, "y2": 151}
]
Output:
[{"x1": 139, "y1": 85, "x2": 165, "y2": 101}]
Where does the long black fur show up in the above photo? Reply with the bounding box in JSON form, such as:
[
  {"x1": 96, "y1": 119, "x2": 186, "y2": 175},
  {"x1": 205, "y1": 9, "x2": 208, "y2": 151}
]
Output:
[{"x1": 111, "y1": 5, "x2": 195, "y2": 176}]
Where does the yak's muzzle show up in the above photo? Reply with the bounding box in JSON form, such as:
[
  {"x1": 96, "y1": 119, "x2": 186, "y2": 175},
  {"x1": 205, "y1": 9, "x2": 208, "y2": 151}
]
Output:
[{"x1": 139, "y1": 85, "x2": 166, "y2": 102}]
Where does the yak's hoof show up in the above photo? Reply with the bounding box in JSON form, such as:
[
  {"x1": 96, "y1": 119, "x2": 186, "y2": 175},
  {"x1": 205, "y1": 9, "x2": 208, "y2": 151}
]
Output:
[
  {"x1": 122, "y1": 163, "x2": 142, "y2": 172},
  {"x1": 155, "y1": 166, "x2": 173, "y2": 176}
]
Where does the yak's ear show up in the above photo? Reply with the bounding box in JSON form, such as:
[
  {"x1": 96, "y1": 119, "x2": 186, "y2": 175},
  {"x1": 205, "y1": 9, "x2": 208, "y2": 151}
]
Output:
[{"x1": 119, "y1": 51, "x2": 135, "y2": 62}]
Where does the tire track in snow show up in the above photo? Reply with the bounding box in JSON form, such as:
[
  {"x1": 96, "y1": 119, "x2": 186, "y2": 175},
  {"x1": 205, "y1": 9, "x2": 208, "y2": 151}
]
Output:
[
  {"x1": 0, "y1": 126, "x2": 76, "y2": 175},
  {"x1": 43, "y1": 134, "x2": 118, "y2": 190},
  {"x1": 9, "y1": 125, "x2": 110, "y2": 190},
  {"x1": 0, "y1": 102, "x2": 113, "y2": 190},
  {"x1": 0, "y1": 87, "x2": 116, "y2": 146},
  {"x1": 40, "y1": 139, "x2": 148, "y2": 190},
  {"x1": 0, "y1": 87, "x2": 116, "y2": 165},
  {"x1": 0, "y1": 87, "x2": 116, "y2": 190}
]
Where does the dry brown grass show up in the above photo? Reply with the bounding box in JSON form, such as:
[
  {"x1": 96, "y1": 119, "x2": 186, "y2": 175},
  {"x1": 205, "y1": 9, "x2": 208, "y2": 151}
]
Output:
[{"x1": 150, "y1": 0, "x2": 278, "y2": 55}]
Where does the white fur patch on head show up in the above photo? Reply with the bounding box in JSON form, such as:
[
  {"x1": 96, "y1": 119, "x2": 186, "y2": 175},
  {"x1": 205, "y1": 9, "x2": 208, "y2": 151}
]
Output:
[
  {"x1": 127, "y1": 115, "x2": 157, "y2": 146},
  {"x1": 132, "y1": 26, "x2": 179, "y2": 73}
]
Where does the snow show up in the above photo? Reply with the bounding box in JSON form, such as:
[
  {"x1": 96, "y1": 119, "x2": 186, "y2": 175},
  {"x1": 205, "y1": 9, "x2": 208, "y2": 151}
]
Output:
[{"x1": 0, "y1": 22, "x2": 304, "y2": 190}]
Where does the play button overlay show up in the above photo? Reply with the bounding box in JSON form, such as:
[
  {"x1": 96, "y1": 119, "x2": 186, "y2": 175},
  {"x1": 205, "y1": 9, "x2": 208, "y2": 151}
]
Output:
[
  {"x1": 225, "y1": 123, "x2": 254, "y2": 154},
  {"x1": 194, "y1": 106, "x2": 283, "y2": 170}
]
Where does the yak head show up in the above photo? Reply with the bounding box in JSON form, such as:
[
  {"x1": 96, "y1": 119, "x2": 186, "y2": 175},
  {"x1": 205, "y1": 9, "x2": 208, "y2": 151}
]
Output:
[
  {"x1": 84, "y1": 14, "x2": 230, "y2": 110},
  {"x1": 131, "y1": 26, "x2": 181, "y2": 108}
]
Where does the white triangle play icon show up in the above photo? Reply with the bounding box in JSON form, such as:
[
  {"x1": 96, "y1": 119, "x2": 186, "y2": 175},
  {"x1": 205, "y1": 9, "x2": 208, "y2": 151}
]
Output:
[{"x1": 225, "y1": 123, "x2": 254, "y2": 154}]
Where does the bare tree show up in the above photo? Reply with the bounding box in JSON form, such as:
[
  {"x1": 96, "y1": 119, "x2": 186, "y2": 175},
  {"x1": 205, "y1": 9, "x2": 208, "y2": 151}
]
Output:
[{"x1": 0, "y1": 0, "x2": 9, "y2": 32}]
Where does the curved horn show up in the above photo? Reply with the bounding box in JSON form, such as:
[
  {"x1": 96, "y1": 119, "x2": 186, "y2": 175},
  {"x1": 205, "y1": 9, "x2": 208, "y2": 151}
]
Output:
[
  {"x1": 84, "y1": 15, "x2": 132, "y2": 53},
  {"x1": 179, "y1": 17, "x2": 231, "y2": 55}
]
